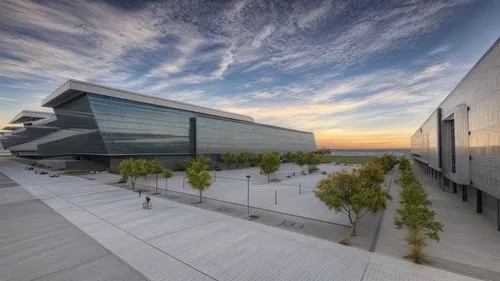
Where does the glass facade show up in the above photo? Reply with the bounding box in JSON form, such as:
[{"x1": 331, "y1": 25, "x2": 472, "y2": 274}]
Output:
[
  {"x1": 196, "y1": 116, "x2": 316, "y2": 154},
  {"x1": 8, "y1": 91, "x2": 316, "y2": 157},
  {"x1": 88, "y1": 94, "x2": 194, "y2": 155},
  {"x1": 37, "y1": 95, "x2": 106, "y2": 156}
]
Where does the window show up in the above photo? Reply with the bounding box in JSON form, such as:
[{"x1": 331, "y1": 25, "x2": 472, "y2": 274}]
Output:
[{"x1": 451, "y1": 120, "x2": 456, "y2": 173}]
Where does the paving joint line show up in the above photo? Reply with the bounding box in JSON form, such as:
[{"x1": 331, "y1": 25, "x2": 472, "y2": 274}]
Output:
[
  {"x1": 29, "y1": 254, "x2": 113, "y2": 281},
  {"x1": 369, "y1": 168, "x2": 398, "y2": 252},
  {"x1": 12, "y1": 173, "x2": 220, "y2": 281},
  {"x1": 141, "y1": 186, "x2": 351, "y2": 228}
]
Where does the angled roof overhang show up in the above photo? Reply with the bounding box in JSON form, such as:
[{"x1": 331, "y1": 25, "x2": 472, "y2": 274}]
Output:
[
  {"x1": 9, "y1": 110, "x2": 54, "y2": 124},
  {"x1": 42, "y1": 79, "x2": 254, "y2": 122}
]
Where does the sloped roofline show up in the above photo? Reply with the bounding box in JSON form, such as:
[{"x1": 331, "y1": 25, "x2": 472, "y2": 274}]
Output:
[
  {"x1": 9, "y1": 110, "x2": 55, "y2": 124},
  {"x1": 42, "y1": 79, "x2": 255, "y2": 122}
]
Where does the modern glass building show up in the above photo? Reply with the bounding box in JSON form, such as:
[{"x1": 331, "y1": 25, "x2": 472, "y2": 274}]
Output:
[
  {"x1": 0, "y1": 111, "x2": 58, "y2": 156},
  {"x1": 1, "y1": 80, "x2": 316, "y2": 171},
  {"x1": 411, "y1": 37, "x2": 500, "y2": 230}
]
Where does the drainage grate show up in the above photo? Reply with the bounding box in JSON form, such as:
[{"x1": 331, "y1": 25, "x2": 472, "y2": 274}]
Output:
[{"x1": 279, "y1": 220, "x2": 304, "y2": 230}]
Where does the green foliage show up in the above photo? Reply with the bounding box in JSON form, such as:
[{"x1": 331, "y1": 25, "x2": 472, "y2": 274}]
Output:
[
  {"x1": 148, "y1": 159, "x2": 164, "y2": 194},
  {"x1": 248, "y1": 152, "x2": 260, "y2": 167},
  {"x1": 358, "y1": 161, "x2": 385, "y2": 187},
  {"x1": 179, "y1": 159, "x2": 192, "y2": 171},
  {"x1": 315, "y1": 166, "x2": 391, "y2": 236},
  {"x1": 221, "y1": 153, "x2": 232, "y2": 169},
  {"x1": 398, "y1": 156, "x2": 411, "y2": 172},
  {"x1": 162, "y1": 169, "x2": 173, "y2": 195},
  {"x1": 316, "y1": 148, "x2": 331, "y2": 155},
  {"x1": 237, "y1": 151, "x2": 250, "y2": 167},
  {"x1": 118, "y1": 158, "x2": 149, "y2": 190},
  {"x1": 371, "y1": 154, "x2": 398, "y2": 174},
  {"x1": 186, "y1": 156, "x2": 212, "y2": 202},
  {"x1": 148, "y1": 160, "x2": 163, "y2": 174},
  {"x1": 397, "y1": 169, "x2": 419, "y2": 187},
  {"x1": 394, "y1": 201, "x2": 443, "y2": 242},
  {"x1": 294, "y1": 151, "x2": 308, "y2": 167},
  {"x1": 162, "y1": 169, "x2": 173, "y2": 179},
  {"x1": 284, "y1": 152, "x2": 295, "y2": 162},
  {"x1": 306, "y1": 152, "x2": 321, "y2": 174},
  {"x1": 394, "y1": 160, "x2": 444, "y2": 264},
  {"x1": 329, "y1": 155, "x2": 374, "y2": 164},
  {"x1": 230, "y1": 153, "x2": 239, "y2": 166},
  {"x1": 259, "y1": 152, "x2": 281, "y2": 183}
]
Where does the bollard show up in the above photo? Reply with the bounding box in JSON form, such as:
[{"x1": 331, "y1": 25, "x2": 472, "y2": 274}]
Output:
[{"x1": 299, "y1": 183, "x2": 301, "y2": 195}]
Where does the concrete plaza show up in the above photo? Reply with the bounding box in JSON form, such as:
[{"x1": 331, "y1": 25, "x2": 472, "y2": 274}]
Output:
[
  {"x1": 0, "y1": 172, "x2": 148, "y2": 281},
  {"x1": 83, "y1": 163, "x2": 356, "y2": 225},
  {"x1": 375, "y1": 165, "x2": 500, "y2": 281},
  {"x1": 0, "y1": 158, "x2": 483, "y2": 281}
]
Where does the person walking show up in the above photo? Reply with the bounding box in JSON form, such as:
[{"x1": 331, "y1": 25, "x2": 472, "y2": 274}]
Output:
[{"x1": 138, "y1": 189, "x2": 142, "y2": 197}]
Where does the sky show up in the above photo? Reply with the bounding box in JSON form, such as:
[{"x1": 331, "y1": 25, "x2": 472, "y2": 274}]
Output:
[{"x1": 0, "y1": 0, "x2": 499, "y2": 149}]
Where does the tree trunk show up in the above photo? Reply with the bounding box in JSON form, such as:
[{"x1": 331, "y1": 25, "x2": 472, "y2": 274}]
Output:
[
  {"x1": 165, "y1": 179, "x2": 168, "y2": 196},
  {"x1": 350, "y1": 219, "x2": 358, "y2": 236},
  {"x1": 199, "y1": 190, "x2": 203, "y2": 203},
  {"x1": 155, "y1": 174, "x2": 158, "y2": 193},
  {"x1": 267, "y1": 174, "x2": 270, "y2": 183},
  {"x1": 131, "y1": 178, "x2": 136, "y2": 190}
]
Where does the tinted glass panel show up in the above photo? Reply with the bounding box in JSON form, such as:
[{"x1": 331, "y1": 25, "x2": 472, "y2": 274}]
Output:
[
  {"x1": 40, "y1": 95, "x2": 107, "y2": 155},
  {"x1": 196, "y1": 116, "x2": 316, "y2": 154},
  {"x1": 88, "y1": 94, "x2": 194, "y2": 155}
]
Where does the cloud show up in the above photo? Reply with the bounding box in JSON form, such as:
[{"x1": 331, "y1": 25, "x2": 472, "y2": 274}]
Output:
[
  {"x1": 0, "y1": 97, "x2": 17, "y2": 102},
  {"x1": 429, "y1": 45, "x2": 451, "y2": 55},
  {"x1": 0, "y1": 0, "x2": 479, "y2": 148},
  {"x1": 310, "y1": 84, "x2": 358, "y2": 103}
]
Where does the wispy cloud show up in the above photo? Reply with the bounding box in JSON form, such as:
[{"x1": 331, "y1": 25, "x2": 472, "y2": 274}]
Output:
[{"x1": 0, "y1": 0, "x2": 487, "y2": 148}]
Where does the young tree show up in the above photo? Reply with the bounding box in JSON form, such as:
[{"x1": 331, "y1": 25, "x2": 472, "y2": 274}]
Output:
[
  {"x1": 315, "y1": 168, "x2": 391, "y2": 236},
  {"x1": 179, "y1": 159, "x2": 192, "y2": 171},
  {"x1": 230, "y1": 153, "x2": 239, "y2": 168},
  {"x1": 162, "y1": 169, "x2": 173, "y2": 195},
  {"x1": 294, "y1": 151, "x2": 308, "y2": 170},
  {"x1": 394, "y1": 168, "x2": 443, "y2": 264},
  {"x1": 399, "y1": 156, "x2": 411, "y2": 172},
  {"x1": 118, "y1": 158, "x2": 149, "y2": 191},
  {"x1": 358, "y1": 160, "x2": 385, "y2": 187},
  {"x1": 238, "y1": 151, "x2": 250, "y2": 168},
  {"x1": 306, "y1": 152, "x2": 321, "y2": 174},
  {"x1": 259, "y1": 152, "x2": 281, "y2": 183},
  {"x1": 284, "y1": 152, "x2": 295, "y2": 163},
  {"x1": 248, "y1": 152, "x2": 260, "y2": 167},
  {"x1": 118, "y1": 159, "x2": 131, "y2": 183},
  {"x1": 376, "y1": 154, "x2": 398, "y2": 174},
  {"x1": 148, "y1": 159, "x2": 164, "y2": 194},
  {"x1": 221, "y1": 153, "x2": 232, "y2": 169},
  {"x1": 394, "y1": 190, "x2": 443, "y2": 263},
  {"x1": 186, "y1": 156, "x2": 212, "y2": 202},
  {"x1": 397, "y1": 169, "x2": 419, "y2": 187}
]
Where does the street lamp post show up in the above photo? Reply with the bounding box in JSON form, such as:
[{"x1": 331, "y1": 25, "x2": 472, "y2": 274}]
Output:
[{"x1": 246, "y1": 175, "x2": 251, "y2": 215}]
